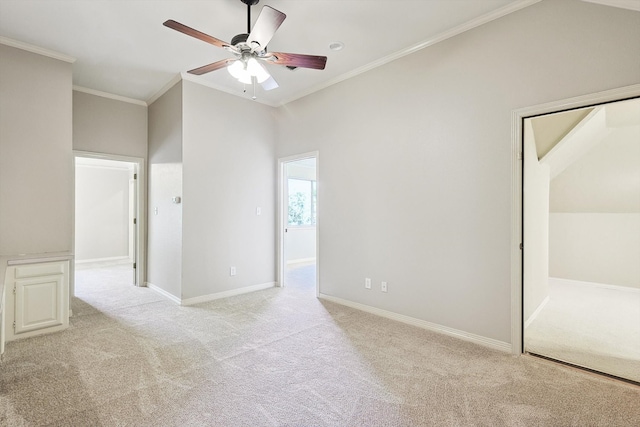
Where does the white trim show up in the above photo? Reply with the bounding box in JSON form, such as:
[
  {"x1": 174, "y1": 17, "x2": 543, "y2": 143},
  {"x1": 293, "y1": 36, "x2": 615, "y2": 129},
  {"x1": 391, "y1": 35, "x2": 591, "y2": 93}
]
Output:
[
  {"x1": 181, "y1": 282, "x2": 276, "y2": 306},
  {"x1": 146, "y1": 282, "x2": 182, "y2": 305},
  {"x1": 180, "y1": 73, "x2": 279, "y2": 107},
  {"x1": 147, "y1": 73, "x2": 279, "y2": 108},
  {"x1": 73, "y1": 151, "x2": 147, "y2": 292},
  {"x1": 581, "y1": 0, "x2": 640, "y2": 12},
  {"x1": 319, "y1": 294, "x2": 511, "y2": 353},
  {"x1": 278, "y1": 151, "x2": 320, "y2": 298},
  {"x1": 278, "y1": 0, "x2": 541, "y2": 106},
  {"x1": 524, "y1": 296, "x2": 549, "y2": 329},
  {"x1": 511, "y1": 83, "x2": 640, "y2": 355},
  {"x1": 146, "y1": 74, "x2": 182, "y2": 106},
  {"x1": 73, "y1": 86, "x2": 147, "y2": 106},
  {"x1": 74, "y1": 256, "x2": 129, "y2": 265},
  {"x1": 6, "y1": 253, "x2": 73, "y2": 266},
  {"x1": 551, "y1": 277, "x2": 640, "y2": 294},
  {"x1": 0, "y1": 36, "x2": 76, "y2": 63}
]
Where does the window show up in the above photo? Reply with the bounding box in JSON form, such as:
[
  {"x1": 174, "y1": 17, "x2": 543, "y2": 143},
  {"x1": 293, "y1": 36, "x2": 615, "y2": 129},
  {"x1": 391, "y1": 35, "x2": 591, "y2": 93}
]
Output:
[{"x1": 288, "y1": 178, "x2": 316, "y2": 226}]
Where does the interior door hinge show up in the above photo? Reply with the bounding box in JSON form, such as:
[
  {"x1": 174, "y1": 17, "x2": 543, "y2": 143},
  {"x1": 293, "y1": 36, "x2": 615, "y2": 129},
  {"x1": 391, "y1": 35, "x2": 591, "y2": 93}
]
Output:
[
  {"x1": 134, "y1": 173, "x2": 137, "y2": 180},
  {"x1": 13, "y1": 285, "x2": 16, "y2": 294},
  {"x1": 133, "y1": 263, "x2": 136, "y2": 269},
  {"x1": 519, "y1": 243, "x2": 523, "y2": 250},
  {"x1": 517, "y1": 152, "x2": 523, "y2": 160},
  {"x1": 133, "y1": 218, "x2": 137, "y2": 225},
  {"x1": 13, "y1": 321, "x2": 16, "y2": 329}
]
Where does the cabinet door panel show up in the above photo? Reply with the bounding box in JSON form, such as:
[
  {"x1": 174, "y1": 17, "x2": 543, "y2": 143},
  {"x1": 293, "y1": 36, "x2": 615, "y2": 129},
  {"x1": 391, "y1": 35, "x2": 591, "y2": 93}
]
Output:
[{"x1": 15, "y1": 276, "x2": 63, "y2": 334}]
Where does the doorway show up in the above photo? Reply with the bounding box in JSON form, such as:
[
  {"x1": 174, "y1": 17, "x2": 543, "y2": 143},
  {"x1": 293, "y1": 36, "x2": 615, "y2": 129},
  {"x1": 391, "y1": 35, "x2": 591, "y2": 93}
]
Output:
[
  {"x1": 278, "y1": 153, "x2": 319, "y2": 295},
  {"x1": 73, "y1": 152, "x2": 145, "y2": 298},
  {"x1": 521, "y1": 96, "x2": 640, "y2": 382}
]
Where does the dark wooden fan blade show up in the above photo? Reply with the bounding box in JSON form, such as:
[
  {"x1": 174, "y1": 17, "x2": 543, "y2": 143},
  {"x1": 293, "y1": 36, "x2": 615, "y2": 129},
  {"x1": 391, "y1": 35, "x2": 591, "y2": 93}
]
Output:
[
  {"x1": 264, "y1": 52, "x2": 327, "y2": 70},
  {"x1": 246, "y1": 6, "x2": 286, "y2": 50},
  {"x1": 163, "y1": 20, "x2": 230, "y2": 49},
  {"x1": 188, "y1": 59, "x2": 236, "y2": 75}
]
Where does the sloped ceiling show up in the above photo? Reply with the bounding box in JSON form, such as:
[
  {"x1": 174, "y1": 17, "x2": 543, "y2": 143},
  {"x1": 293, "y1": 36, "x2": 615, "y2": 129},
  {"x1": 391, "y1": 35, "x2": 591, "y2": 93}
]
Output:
[
  {"x1": 531, "y1": 108, "x2": 594, "y2": 160},
  {"x1": 2, "y1": 0, "x2": 637, "y2": 106},
  {"x1": 546, "y1": 98, "x2": 640, "y2": 213}
]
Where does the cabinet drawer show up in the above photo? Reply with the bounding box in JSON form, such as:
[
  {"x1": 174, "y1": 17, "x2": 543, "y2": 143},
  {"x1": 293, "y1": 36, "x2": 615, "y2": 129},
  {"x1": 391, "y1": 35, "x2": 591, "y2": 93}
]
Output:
[{"x1": 15, "y1": 262, "x2": 65, "y2": 279}]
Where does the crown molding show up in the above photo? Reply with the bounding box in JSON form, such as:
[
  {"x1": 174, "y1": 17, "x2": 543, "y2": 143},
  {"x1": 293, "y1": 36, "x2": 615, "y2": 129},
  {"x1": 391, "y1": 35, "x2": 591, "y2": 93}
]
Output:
[
  {"x1": 73, "y1": 85, "x2": 147, "y2": 106},
  {"x1": 180, "y1": 72, "x2": 279, "y2": 107},
  {"x1": 581, "y1": 0, "x2": 640, "y2": 12},
  {"x1": 146, "y1": 74, "x2": 182, "y2": 106},
  {"x1": 278, "y1": 0, "x2": 542, "y2": 106},
  {"x1": 0, "y1": 36, "x2": 75, "y2": 63}
]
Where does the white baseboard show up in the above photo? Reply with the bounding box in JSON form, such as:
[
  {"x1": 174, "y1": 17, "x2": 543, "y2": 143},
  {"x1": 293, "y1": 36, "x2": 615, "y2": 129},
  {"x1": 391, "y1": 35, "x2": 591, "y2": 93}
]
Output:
[
  {"x1": 75, "y1": 256, "x2": 129, "y2": 265},
  {"x1": 146, "y1": 282, "x2": 181, "y2": 304},
  {"x1": 550, "y1": 277, "x2": 640, "y2": 293},
  {"x1": 524, "y1": 295, "x2": 549, "y2": 329},
  {"x1": 318, "y1": 294, "x2": 511, "y2": 353},
  {"x1": 181, "y1": 282, "x2": 276, "y2": 306}
]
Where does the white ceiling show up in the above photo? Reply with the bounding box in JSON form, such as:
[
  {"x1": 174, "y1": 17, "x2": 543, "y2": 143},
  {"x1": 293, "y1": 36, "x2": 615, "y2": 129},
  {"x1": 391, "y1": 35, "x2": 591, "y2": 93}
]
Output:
[
  {"x1": 0, "y1": 0, "x2": 637, "y2": 106},
  {"x1": 0, "y1": 0, "x2": 529, "y2": 106}
]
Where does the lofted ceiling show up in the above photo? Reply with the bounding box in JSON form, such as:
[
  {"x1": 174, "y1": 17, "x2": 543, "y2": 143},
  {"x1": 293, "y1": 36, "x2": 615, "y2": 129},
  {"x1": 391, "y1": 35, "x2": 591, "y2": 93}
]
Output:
[
  {"x1": 537, "y1": 98, "x2": 640, "y2": 213},
  {"x1": 0, "y1": 0, "x2": 637, "y2": 106}
]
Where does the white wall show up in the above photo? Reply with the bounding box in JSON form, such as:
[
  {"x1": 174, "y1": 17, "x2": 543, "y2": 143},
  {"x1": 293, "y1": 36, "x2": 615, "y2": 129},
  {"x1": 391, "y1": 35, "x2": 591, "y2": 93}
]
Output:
[
  {"x1": 75, "y1": 163, "x2": 131, "y2": 261},
  {"x1": 73, "y1": 91, "x2": 148, "y2": 159},
  {"x1": 0, "y1": 44, "x2": 73, "y2": 256},
  {"x1": 274, "y1": 0, "x2": 640, "y2": 343},
  {"x1": 181, "y1": 80, "x2": 276, "y2": 299},
  {"x1": 285, "y1": 228, "x2": 316, "y2": 263},
  {"x1": 147, "y1": 82, "x2": 183, "y2": 299},
  {"x1": 523, "y1": 120, "x2": 550, "y2": 322},
  {"x1": 550, "y1": 213, "x2": 640, "y2": 289}
]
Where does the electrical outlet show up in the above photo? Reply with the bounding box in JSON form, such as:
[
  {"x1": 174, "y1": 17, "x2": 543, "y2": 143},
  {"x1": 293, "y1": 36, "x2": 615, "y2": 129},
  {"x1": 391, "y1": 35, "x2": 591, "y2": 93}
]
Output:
[
  {"x1": 381, "y1": 281, "x2": 388, "y2": 292},
  {"x1": 230, "y1": 266, "x2": 236, "y2": 276},
  {"x1": 365, "y1": 278, "x2": 371, "y2": 289}
]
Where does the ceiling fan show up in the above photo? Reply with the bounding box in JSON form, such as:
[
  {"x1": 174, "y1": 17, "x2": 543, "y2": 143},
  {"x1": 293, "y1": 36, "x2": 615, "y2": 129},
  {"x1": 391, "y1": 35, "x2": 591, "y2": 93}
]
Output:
[{"x1": 163, "y1": 0, "x2": 327, "y2": 97}]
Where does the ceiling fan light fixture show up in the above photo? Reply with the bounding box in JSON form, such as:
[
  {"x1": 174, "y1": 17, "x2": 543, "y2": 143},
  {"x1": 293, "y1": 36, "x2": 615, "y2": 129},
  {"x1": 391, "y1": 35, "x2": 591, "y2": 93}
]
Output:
[
  {"x1": 247, "y1": 58, "x2": 270, "y2": 83},
  {"x1": 238, "y1": 73, "x2": 253, "y2": 85},
  {"x1": 227, "y1": 60, "x2": 246, "y2": 79}
]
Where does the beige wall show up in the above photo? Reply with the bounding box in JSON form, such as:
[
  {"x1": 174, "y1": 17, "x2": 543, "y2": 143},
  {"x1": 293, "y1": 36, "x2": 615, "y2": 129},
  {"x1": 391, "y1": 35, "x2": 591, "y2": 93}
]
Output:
[
  {"x1": 0, "y1": 44, "x2": 73, "y2": 256},
  {"x1": 73, "y1": 91, "x2": 148, "y2": 159},
  {"x1": 274, "y1": 0, "x2": 640, "y2": 343},
  {"x1": 181, "y1": 81, "x2": 276, "y2": 300},
  {"x1": 147, "y1": 81, "x2": 183, "y2": 299},
  {"x1": 75, "y1": 164, "x2": 131, "y2": 261}
]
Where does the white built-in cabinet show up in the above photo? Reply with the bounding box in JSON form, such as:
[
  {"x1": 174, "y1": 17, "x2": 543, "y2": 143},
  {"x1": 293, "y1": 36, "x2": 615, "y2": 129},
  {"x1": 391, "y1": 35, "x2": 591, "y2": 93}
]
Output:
[{"x1": 3, "y1": 260, "x2": 69, "y2": 342}]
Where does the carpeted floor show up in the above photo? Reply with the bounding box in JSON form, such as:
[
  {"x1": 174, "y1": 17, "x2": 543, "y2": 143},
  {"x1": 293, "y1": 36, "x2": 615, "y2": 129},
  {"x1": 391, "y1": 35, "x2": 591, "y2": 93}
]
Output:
[
  {"x1": 525, "y1": 278, "x2": 640, "y2": 383},
  {"x1": 1, "y1": 264, "x2": 639, "y2": 426}
]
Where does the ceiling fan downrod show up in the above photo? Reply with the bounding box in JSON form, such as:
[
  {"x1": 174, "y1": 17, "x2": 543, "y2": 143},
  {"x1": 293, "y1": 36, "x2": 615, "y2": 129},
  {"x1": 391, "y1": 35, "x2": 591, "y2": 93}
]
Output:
[{"x1": 241, "y1": 0, "x2": 260, "y2": 34}]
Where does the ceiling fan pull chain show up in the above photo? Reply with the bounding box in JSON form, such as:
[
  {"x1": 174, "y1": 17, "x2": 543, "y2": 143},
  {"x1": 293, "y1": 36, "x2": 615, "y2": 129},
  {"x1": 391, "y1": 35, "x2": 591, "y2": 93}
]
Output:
[{"x1": 252, "y1": 77, "x2": 257, "y2": 100}]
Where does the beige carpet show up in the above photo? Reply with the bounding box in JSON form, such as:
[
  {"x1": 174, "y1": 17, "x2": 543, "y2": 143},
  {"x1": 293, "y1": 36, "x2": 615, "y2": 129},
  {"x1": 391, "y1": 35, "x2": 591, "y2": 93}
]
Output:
[
  {"x1": 525, "y1": 278, "x2": 640, "y2": 383},
  {"x1": 1, "y1": 264, "x2": 639, "y2": 426}
]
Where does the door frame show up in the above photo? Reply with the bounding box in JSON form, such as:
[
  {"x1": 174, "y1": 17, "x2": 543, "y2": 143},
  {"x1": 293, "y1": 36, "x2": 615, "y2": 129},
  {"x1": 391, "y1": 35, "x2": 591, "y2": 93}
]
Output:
[
  {"x1": 510, "y1": 83, "x2": 640, "y2": 354},
  {"x1": 277, "y1": 151, "x2": 320, "y2": 297},
  {"x1": 72, "y1": 150, "x2": 146, "y2": 293}
]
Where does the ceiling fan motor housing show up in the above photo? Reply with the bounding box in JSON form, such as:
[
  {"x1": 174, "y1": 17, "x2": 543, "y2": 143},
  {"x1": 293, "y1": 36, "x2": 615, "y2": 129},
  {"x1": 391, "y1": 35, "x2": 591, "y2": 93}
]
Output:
[
  {"x1": 231, "y1": 33, "x2": 249, "y2": 47},
  {"x1": 240, "y1": 0, "x2": 259, "y2": 5}
]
